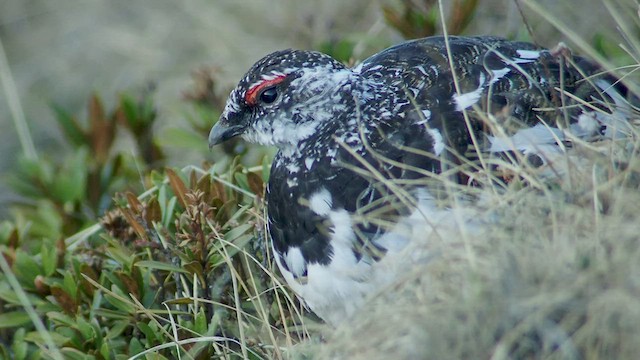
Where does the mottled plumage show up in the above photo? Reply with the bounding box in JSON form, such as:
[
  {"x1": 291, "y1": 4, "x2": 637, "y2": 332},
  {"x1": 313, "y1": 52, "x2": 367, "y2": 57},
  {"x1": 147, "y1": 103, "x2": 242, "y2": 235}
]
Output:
[{"x1": 208, "y1": 36, "x2": 633, "y2": 326}]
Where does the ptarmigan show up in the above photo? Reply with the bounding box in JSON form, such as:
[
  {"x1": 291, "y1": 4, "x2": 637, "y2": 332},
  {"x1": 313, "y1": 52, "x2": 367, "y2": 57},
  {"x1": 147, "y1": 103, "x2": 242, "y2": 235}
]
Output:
[{"x1": 208, "y1": 36, "x2": 634, "y2": 326}]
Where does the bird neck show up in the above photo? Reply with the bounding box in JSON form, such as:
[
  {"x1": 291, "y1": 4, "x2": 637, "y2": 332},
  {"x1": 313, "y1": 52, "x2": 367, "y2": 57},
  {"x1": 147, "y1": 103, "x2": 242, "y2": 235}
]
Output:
[{"x1": 272, "y1": 72, "x2": 392, "y2": 159}]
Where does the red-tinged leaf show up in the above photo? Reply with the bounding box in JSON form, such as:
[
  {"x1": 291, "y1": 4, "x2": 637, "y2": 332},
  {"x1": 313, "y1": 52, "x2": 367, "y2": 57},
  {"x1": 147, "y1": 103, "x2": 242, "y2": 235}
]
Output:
[
  {"x1": 210, "y1": 198, "x2": 223, "y2": 211},
  {"x1": 164, "y1": 297, "x2": 196, "y2": 305},
  {"x1": 7, "y1": 228, "x2": 19, "y2": 249},
  {"x1": 215, "y1": 200, "x2": 237, "y2": 224},
  {"x1": 34, "y1": 275, "x2": 50, "y2": 296},
  {"x1": 120, "y1": 208, "x2": 148, "y2": 242},
  {"x1": 196, "y1": 173, "x2": 212, "y2": 202},
  {"x1": 166, "y1": 168, "x2": 188, "y2": 208},
  {"x1": 211, "y1": 180, "x2": 226, "y2": 203},
  {"x1": 247, "y1": 171, "x2": 264, "y2": 197},
  {"x1": 88, "y1": 94, "x2": 114, "y2": 163},
  {"x1": 51, "y1": 285, "x2": 78, "y2": 315},
  {"x1": 125, "y1": 192, "x2": 143, "y2": 213},
  {"x1": 183, "y1": 261, "x2": 206, "y2": 287},
  {"x1": 56, "y1": 237, "x2": 66, "y2": 269},
  {"x1": 189, "y1": 170, "x2": 198, "y2": 189},
  {"x1": 2, "y1": 250, "x2": 14, "y2": 269},
  {"x1": 116, "y1": 272, "x2": 140, "y2": 300},
  {"x1": 144, "y1": 196, "x2": 162, "y2": 224},
  {"x1": 79, "y1": 264, "x2": 99, "y2": 297},
  {"x1": 88, "y1": 94, "x2": 105, "y2": 127}
]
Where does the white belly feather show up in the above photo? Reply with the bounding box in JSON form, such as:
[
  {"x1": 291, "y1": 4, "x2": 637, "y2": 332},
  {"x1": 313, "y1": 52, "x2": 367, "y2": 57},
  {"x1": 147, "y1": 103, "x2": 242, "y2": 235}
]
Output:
[{"x1": 273, "y1": 188, "x2": 479, "y2": 326}]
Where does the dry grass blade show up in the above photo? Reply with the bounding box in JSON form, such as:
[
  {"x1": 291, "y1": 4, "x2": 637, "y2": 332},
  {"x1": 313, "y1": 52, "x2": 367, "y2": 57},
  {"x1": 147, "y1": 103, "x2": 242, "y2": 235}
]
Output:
[{"x1": 0, "y1": 37, "x2": 37, "y2": 161}]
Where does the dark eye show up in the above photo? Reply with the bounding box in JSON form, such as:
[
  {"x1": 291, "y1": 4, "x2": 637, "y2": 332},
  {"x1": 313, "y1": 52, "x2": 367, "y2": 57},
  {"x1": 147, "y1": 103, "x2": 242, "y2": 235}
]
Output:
[{"x1": 259, "y1": 87, "x2": 278, "y2": 104}]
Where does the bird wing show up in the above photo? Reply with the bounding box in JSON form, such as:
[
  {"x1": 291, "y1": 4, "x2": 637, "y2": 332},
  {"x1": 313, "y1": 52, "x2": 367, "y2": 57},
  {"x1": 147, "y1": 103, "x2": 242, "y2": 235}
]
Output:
[{"x1": 357, "y1": 35, "x2": 632, "y2": 184}]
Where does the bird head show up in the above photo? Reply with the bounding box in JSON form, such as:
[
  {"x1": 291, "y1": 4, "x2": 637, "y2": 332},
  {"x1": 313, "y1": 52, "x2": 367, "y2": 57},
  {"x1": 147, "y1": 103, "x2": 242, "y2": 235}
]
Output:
[{"x1": 208, "y1": 49, "x2": 353, "y2": 150}]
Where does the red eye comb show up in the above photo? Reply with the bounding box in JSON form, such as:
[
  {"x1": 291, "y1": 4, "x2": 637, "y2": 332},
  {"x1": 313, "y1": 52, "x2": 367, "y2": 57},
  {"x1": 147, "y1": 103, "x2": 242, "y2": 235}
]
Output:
[{"x1": 245, "y1": 74, "x2": 287, "y2": 106}]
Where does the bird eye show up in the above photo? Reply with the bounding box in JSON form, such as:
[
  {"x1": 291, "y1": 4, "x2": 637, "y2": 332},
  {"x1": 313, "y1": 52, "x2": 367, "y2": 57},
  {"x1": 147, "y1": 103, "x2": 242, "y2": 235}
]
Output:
[{"x1": 259, "y1": 86, "x2": 278, "y2": 104}]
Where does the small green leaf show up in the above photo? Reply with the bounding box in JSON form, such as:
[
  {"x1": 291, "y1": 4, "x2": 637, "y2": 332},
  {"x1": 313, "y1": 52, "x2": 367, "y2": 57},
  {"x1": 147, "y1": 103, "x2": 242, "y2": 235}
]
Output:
[
  {"x1": 75, "y1": 316, "x2": 95, "y2": 342},
  {"x1": 14, "y1": 249, "x2": 42, "y2": 287},
  {"x1": 136, "y1": 322, "x2": 157, "y2": 346},
  {"x1": 262, "y1": 155, "x2": 271, "y2": 182},
  {"x1": 128, "y1": 337, "x2": 144, "y2": 357},
  {"x1": 24, "y1": 330, "x2": 70, "y2": 347},
  {"x1": 46, "y1": 311, "x2": 75, "y2": 327},
  {"x1": 62, "y1": 271, "x2": 78, "y2": 301},
  {"x1": 104, "y1": 285, "x2": 135, "y2": 314},
  {"x1": 0, "y1": 312, "x2": 31, "y2": 329},
  {"x1": 29, "y1": 200, "x2": 63, "y2": 240},
  {"x1": 59, "y1": 347, "x2": 94, "y2": 360},
  {"x1": 99, "y1": 341, "x2": 111, "y2": 360},
  {"x1": 225, "y1": 204, "x2": 250, "y2": 225},
  {"x1": 234, "y1": 172, "x2": 249, "y2": 191},
  {"x1": 105, "y1": 319, "x2": 130, "y2": 339},
  {"x1": 135, "y1": 260, "x2": 189, "y2": 273},
  {"x1": 224, "y1": 223, "x2": 253, "y2": 242},
  {"x1": 164, "y1": 197, "x2": 178, "y2": 228},
  {"x1": 0, "y1": 283, "x2": 44, "y2": 306},
  {"x1": 0, "y1": 221, "x2": 17, "y2": 244},
  {"x1": 51, "y1": 104, "x2": 87, "y2": 147},
  {"x1": 211, "y1": 234, "x2": 254, "y2": 265},
  {"x1": 230, "y1": 233, "x2": 254, "y2": 248},
  {"x1": 41, "y1": 242, "x2": 57, "y2": 277},
  {"x1": 194, "y1": 308, "x2": 207, "y2": 334},
  {"x1": 11, "y1": 328, "x2": 27, "y2": 360},
  {"x1": 119, "y1": 94, "x2": 139, "y2": 129},
  {"x1": 93, "y1": 308, "x2": 129, "y2": 321},
  {"x1": 106, "y1": 245, "x2": 134, "y2": 271}
]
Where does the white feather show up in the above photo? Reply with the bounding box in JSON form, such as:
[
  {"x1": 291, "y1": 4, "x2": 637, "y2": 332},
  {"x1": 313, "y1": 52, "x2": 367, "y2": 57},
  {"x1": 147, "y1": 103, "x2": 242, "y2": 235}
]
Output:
[
  {"x1": 304, "y1": 158, "x2": 314, "y2": 170},
  {"x1": 427, "y1": 127, "x2": 445, "y2": 156},
  {"x1": 309, "y1": 188, "x2": 333, "y2": 216},
  {"x1": 453, "y1": 73, "x2": 486, "y2": 111},
  {"x1": 284, "y1": 247, "x2": 307, "y2": 278},
  {"x1": 516, "y1": 49, "x2": 541, "y2": 59},
  {"x1": 488, "y1": 123, "x2": 565, "y2": 153}
]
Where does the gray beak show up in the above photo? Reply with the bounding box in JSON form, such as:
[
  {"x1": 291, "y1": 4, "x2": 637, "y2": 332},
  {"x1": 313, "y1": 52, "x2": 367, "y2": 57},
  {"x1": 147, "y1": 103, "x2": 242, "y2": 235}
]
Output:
[{"x1": 208, "y1": 115, "x2": 246, "y2": 149}]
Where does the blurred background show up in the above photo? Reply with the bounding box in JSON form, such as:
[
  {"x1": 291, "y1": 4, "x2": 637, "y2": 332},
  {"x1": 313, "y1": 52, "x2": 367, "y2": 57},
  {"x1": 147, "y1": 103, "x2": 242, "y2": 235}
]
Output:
[{"x1": 0, "y1": 0, "x2": 628, "y2": 217}]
